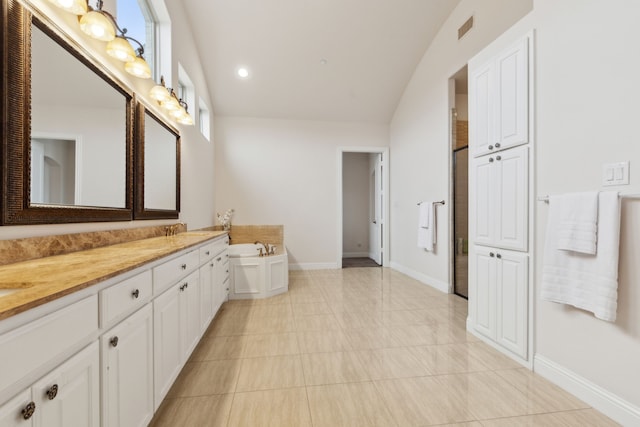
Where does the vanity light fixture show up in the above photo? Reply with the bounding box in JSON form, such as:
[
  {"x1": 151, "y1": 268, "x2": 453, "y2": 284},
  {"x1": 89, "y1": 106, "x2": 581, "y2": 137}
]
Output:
[
  {"x1": 149, "y1": 76, "x2": 194, "y2": 126},
  {"x1": 48, "y1": 0, "x2": 152, "y2": 79},
  {"x1": 46, "y1": 0, "x2": 87, "y2": 15}
]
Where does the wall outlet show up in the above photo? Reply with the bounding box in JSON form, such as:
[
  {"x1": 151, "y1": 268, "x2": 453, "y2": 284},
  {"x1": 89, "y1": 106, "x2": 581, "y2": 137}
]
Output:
[{"x1": 602, "y1": 161, "x2": 629, "y2": 186}]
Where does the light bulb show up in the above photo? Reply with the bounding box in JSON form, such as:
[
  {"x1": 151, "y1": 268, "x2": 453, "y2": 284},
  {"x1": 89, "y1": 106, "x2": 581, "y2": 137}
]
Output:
[
  {"x1": 161, "y1": 97, "x2": 180, "y2": 112},
  {"x1": 47, "y1": 0, "x2": 87, "y2": 15},
  {"x1": 150, "y1": 84, "x2": 171, "y2": 102},
  {"x1": 178, "y1": 113, "x2": 194, "y2": 126}
]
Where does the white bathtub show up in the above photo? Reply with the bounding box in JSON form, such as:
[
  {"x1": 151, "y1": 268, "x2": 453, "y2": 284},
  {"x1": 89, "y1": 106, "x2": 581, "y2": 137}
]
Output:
[{"x1": 228, "y1": 243, "x2": 289, "y2": 300}]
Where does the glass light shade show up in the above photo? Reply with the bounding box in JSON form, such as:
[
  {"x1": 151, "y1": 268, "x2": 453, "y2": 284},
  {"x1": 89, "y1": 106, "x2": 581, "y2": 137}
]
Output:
[
  {"x1": 178, "y1": 113, "x2": 194, "y2": 126},
  {"x1": 47, "y1": 0, "x2": 87, "y2": 15},
  {"x1": 106, "y1": 37, "x2": 136, "y2": 62},
  {"x1": 160, "y1": 96, "x2": 180, "y2": 112},
  {"x1": 124, "y1": 56, "x2": 152, "y2": 79},
  {"x1": 79, "y1": 11, "x2": 116, "y2": 41},
  {"x1": 150, "y1": 84, "x2": 171, "y2": 102},
  {"x1": 170, "y1": 106, "x2": 187, "y2": 119}
]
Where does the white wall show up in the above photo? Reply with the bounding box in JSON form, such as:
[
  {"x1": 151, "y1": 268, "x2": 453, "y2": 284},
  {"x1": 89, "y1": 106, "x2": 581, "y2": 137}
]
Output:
[
  {"x1": 0, "y1": 0, "x2": 215, "y2": 240},
  {"x1": 342, "y1": 152, "x2": 370, "y2": 257},
  {"x1": 389, "y1": 0, "x2": 533, "y2": 289},
  {"x1": 214, "y1": 117, "x2": 388, "y2": 268},
  {"x1": 532, "y1": 0, "x2": 640, "y2": 421}
]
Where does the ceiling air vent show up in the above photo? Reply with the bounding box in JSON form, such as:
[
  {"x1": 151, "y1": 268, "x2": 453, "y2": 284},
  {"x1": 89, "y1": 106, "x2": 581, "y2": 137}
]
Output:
[{"x1": 458, "y1": 16, "x2": 473, "y2": 40}]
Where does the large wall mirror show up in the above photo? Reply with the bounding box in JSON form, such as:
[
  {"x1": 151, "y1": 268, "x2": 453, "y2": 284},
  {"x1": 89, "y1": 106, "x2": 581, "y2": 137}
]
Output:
[
  {"x1": 1, "y1": 0, "x2": 134, "y2": 224},
  {"x1": 134, "y1": 103, "x2": 180, "y2": 219}
]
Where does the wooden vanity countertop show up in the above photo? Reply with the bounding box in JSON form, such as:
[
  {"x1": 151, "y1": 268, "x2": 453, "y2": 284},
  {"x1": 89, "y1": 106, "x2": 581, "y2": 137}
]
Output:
[{"x1": 0, "y1": 231, "x2": 228, "y2": 321}]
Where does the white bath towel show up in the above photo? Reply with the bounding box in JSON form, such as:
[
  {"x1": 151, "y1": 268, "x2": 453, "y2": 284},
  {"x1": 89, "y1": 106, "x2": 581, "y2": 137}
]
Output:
[
  {"x1": 540, "y1": 191, "x2": 621, "y2": 322},
  {"x1": 417, "y1": 202, "x2": 436, "y2": 251},
  {"x1": 556, "y1": 191, "x2": 599, "y2": 254}
]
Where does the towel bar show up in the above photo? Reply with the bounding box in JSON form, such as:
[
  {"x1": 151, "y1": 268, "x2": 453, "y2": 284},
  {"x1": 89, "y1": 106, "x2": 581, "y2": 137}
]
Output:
[
  {"x1": 417, "y1": 200, "x2": 446, "y2": 206},
  {"x1": 538, "y1": 193, "x2": 640, "y2": 203}
]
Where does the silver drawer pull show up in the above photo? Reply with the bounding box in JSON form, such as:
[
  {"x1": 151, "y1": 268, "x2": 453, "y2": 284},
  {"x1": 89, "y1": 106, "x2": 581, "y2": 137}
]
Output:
[
  {"x1": 131, "y1": 289, "x2": 140, "y2": 299},
  {"x1": 181, "y1": 263, "x2": 187, "y2": 270}
]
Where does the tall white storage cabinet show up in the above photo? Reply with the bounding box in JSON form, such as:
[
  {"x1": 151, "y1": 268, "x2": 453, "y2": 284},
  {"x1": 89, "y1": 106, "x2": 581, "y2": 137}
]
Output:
[{"x1": 469, "y1": 32, "x2": 533, "y2": 363}]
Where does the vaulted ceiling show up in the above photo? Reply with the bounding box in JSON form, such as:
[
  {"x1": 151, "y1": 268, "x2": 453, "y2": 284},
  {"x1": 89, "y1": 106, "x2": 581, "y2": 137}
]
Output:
[{"x1": 182, "y1": 0, "x2": 461, "y2": 123}]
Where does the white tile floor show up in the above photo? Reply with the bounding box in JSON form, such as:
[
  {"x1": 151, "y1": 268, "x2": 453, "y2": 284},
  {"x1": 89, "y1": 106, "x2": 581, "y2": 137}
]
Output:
[{"x1": 150, "y1": 268, "x2": 619, "y2": 427}]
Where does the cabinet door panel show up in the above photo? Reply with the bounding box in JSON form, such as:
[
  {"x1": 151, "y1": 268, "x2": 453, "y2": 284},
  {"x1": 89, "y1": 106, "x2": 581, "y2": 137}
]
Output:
[
  {"x1": 472, "y1": 247, "x2": 496, "y2": 340},
  {"x1": 496, "y1": 251, "x2": 528, "y2": 358},
  {"x1": 496, "y1": 38, "x2": 528, "y2": 150},
  {"x1": 33, "y1": 341, "x2": 100, "y2": 427},
  {"x1": 183, "y1": 270, "x2": 201, "y2": 358},
  {"x1": 102, "y1": 304, "x2": 154, "y2": 427},
  {"x1": 495, "y1": 146, "x2": 528, "y2": 251},
  {"x1": 472, "y1": 156, "x2": 495, "y2": 246},
  {"x1": 153, "y1": 285, "x2": 182, "y2": 410},
  {"x1": 199, "y1": 261, "x2": 215, "y2": 333},
  {"x1": 470, "y1": 62, "x2": 494, "y2": 157}
]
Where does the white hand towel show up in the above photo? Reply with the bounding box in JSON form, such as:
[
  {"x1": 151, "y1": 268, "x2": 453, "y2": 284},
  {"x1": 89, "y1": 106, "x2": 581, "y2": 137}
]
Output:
[
  {"x1": 417, "y1": 202, "x2": 436, "y2": 251},
  {"x1": 556, "y1": 191, "x2": 599, "y2": 254},
  {"x1": 541, "y1": 191, "x2": 621, "y2": 322}
]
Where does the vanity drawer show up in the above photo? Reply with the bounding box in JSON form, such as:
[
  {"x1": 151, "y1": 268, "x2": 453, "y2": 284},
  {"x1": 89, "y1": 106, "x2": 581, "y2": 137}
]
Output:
[
  {"x1": 199, "y1": 237, "x2": 230, "y2": 263},
  {"x1": 0, "y1": 295, "x2": 98, "y2": 393},
  {"x1": 100, "y1": 270, "x2": 152, "y2": 327},
  {"x1": 153, "y1": 250, "x2": 200, "y2": 295}
]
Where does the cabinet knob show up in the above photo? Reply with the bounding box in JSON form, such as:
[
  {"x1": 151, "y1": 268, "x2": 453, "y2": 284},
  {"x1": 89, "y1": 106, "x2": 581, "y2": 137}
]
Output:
[
  {"x1": 21, "y1": 402, "x2": 36, "y2": 420},
  {"x1": 180, "y1": 283, "x2": 188, "y2": 291},
  {"x1": 217, "y1": 257, "x2": 222, "y2": 262},
  {"x1": 46, "y1": 384, "x2": 59, "y2": 400},
  {"x1": 181, "y1": 264, "x2": 187, "y2": 270},
  {"x1": 110, "y1": 336, "x2": 119, "y2": 347},
  {"x1": 205, "y1": 251, "x2": 210, "y2": 256},
  {"x1": 210, "y1": 263, "x2": 214, "y2": 267},
  {"x1": 496, "y1": 253, "x2": 502, "y2": 259},
  {"x1": 488, "y1": 145, "x2": 494, "y2": 150},
  {"x1": 131, "y1": 289, "x2": 140, "y2": 299},
  {"x1": 489, "y1": 157, "x2": 494, "y2": 163},
  {"x1": 495, "y1": 142, "x2": 501, "y2": 148},
  {"x1": 226, "y1": 288, "x2": 229, "y2": 291},
  {"x1": 226, "y1": 270, "x2": 229, "y2": 274},
  {"x1": 496, "y1": 155, "x2": 502, "y2": 161},
  {"x1": 490, "y1": 252, "x2": 495, "y2": 257}
]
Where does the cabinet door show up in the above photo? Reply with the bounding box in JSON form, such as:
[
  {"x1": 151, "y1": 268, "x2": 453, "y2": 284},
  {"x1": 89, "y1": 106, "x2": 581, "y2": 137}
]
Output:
[
  {"x1": 102, "y1": 304, "x2": 154, "y2": 427},
  {"x1": 182, "y1": 270, "x2": 201, "y2": 358},
  {"x1": 0, "y1": 390, "x2": 34, "y2": 427},
  {"x1": 494, "y1": 146, "x2": 528, "y2": 251},
  {"x1": 33, "y1": 341, "x2": 100, "y2": 427},
  {"x1": 472, "y1": 246, "x2": 497, "y2": 340},
  {"x1": 199, "y1": 261, "x2": 215, "y2": 333},
  {"x1": 216, "y1": 252, "x2": 230, "y2": 305},
  {"x1": 153, "y1": 285, "x2": 182, "y2": 411},
  {"x1": 495, "y1": 37, "x2": 528, "y2": 151},
  {"x1": 470, "y1": 61, "x2": 494, "y2": 157},
  {"x1": 472, "y1": 155, "x2": 496, "y2": 247},
  {"x1": 496, "y1": 251, "x2": 528, "y2": 358}
]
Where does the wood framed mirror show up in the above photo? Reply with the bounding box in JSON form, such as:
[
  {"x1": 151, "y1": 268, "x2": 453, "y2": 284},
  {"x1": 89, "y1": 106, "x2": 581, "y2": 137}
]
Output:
[
  {"x1": 134, "y1": 102, "x2": 180, "y2": 220},
  {"x1": 1, "y1": 0, "x2": 134, "y2": 225}
]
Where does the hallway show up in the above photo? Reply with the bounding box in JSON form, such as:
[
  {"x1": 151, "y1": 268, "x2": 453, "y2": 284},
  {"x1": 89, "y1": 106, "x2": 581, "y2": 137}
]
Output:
[{"x1": 150, "y1": 268, "x2": 617, "y2": 426}]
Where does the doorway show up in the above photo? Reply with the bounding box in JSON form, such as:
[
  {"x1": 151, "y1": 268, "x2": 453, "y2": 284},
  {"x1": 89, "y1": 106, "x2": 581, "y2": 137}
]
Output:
[
  {"x1": 450, "y1": 66, "x2": 469, "y2": 298},
  {"x1": 337, "y1": 147, "x2": 390, "y2": 269}
]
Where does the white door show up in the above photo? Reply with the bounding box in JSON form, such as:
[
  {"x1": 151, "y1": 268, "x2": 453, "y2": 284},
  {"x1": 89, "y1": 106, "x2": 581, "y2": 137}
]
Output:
[
  {"x1": 199, "y1": 261, "x2": 215, "y2": 333},
  {"x1": 182, "y1": 270, "x2": 201, "y2": 358},
  {"x1": 496, "y1": 251, "x2": 528, "y2": 358},
  {"x1": 469, "y1": 61, "x2": 494, "y2": 157},
  {"x1": 153, "y1": 285, "x2": 182, "y2": 410},
  {"x1": 369, "y1": 154, "x2": 383, "y2": 265},
  {"x1": 33, "y1": 342, "x2": 100, "y2": 427},
  {"x1": 472, "y1": 155, "x2": 495, "y2": 247},
  {"x1": 102, "y1": 304, "x2": 154, "y2": 427}
]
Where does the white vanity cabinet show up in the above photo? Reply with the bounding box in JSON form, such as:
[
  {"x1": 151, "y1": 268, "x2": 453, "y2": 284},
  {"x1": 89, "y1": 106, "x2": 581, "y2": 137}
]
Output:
[
  {"x1": 101, "y1": 304, "x2": 154, "y2": 427},
  {"x1": 0, "y1": 342, "x2": 99, "y2": 427}
]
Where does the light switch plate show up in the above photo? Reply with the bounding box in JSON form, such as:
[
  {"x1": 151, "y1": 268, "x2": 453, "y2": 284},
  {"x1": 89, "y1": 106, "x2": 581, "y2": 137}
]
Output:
[{"x1": 602, "y1": 161, "x2": 630, "y2": 186}]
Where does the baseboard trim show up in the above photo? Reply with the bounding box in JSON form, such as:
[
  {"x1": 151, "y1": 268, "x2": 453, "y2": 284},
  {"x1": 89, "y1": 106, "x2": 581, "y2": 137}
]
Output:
[
  {"x1": 534, "y1": 354, "x2": 640, "y2": 426},
  {"x1": 289, "y1": 263, "x2": 338, "y2": 271},
  {"x1": 389, "y1": 261, "x2": 450, "y2": 293}
]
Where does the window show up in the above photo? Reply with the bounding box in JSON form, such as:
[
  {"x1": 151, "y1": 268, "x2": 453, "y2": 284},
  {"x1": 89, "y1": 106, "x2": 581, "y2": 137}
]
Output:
[
  {"x1": 177, "y1": 63, "x2": 195, "y2": 120},
  {"x1": 199, "y1": 98, "x2": 211, "y2": 141},
  {"x1": 115, "y1": 0, "x2": 157, "y2": 79}
]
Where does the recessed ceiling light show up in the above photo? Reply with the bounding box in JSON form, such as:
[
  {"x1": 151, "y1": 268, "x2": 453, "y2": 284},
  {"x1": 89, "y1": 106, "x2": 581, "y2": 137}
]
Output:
[{"x1": 237, "y1": 67, "x2": 250, "y2": 79}]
